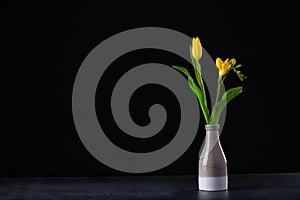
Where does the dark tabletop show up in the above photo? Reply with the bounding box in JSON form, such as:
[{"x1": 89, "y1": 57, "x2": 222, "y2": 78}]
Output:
[{"x1": 0, "y1": 173, "x2": 299, "y2": 200}]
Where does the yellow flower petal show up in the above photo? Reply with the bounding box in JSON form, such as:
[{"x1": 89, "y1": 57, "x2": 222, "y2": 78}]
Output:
[
  {"x1": 219, "y1": 70, "x2": 226, "y2": 78},
  {"x1": 224, "y1": 63, "x2": 231, "y2": 71},
  {"x1": 216, "y1": 57, "x2": 223, "y2": 70},
  {"x1": 195, "y1": 37, "x2": 200, "y2": 44},
  {"x1": 192, "y1": 37, "x2": 196, "y2": 45}
]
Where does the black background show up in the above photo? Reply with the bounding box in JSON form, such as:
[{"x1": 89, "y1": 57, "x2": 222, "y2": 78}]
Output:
[{"x1": 3, "y1": 1, "x2": 300, "y2": 177}]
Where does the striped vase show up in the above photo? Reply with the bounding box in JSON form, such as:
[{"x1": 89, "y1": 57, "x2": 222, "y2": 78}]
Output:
[{"x1": 198, "y1": 124, "x2": 228, "y2": 191}]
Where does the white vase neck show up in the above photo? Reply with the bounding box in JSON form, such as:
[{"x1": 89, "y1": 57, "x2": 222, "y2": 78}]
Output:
[
  {"x1": 205, "y1": 124, "x2": 220, "y2": 131},
  {"x1": 205, "y1": 125, "x2": 220, "y2": 144}
]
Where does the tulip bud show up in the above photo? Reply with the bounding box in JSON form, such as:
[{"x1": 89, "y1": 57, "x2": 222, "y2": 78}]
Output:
[{"x1": 192, "y1": 37, "x2": 202, "y2": 60}]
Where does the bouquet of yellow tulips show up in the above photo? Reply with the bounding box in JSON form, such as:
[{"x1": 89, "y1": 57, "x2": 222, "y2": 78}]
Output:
[{"x1": 172, "y1": 37, "x2": 246, "y2": 125}]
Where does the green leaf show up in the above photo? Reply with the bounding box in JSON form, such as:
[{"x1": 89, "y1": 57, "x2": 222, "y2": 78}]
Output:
[
  {"x1": 172, "y1": 65, "x2": 190, "y2": 77},
  {"x1": 210, "y1": 86, "x2": 243, "y2": 125},
  {"x1": 172, "y1": 65, "x2": 210, "y2": 124},
  {"x1": 187, "y1": 76, "x2": 210, "y2": 124}
]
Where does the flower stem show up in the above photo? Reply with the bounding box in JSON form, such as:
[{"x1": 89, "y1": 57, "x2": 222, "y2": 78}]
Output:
[
  {"x1": 196, "y1": 61, "x2": 210, "y2": 124},
  {"x1": 214, "y1": 77, "x2": 222, "y2": 106}
]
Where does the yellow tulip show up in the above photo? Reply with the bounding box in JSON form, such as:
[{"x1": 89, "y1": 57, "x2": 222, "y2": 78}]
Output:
[
  {"x1": 216, "y1": 58, "x2": 235, "y2": 78},
  {"x1": 192, "y1": 37, "x2": 202, "y2": 60}
]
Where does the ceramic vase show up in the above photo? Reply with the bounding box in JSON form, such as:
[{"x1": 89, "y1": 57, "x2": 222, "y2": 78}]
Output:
[{"x1": 198, "y1": 124, "x2": 228, "y2": 191}]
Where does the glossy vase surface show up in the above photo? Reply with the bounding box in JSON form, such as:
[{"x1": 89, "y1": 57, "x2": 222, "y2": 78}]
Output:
[{"x1": 198, "y1": 124, "x2": 228, "y2": 191}]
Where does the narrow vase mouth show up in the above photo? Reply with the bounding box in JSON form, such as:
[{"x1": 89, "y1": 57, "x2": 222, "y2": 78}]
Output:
[{"x1": 205, "y1": 124, "x2": 220, "y2": 130}]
